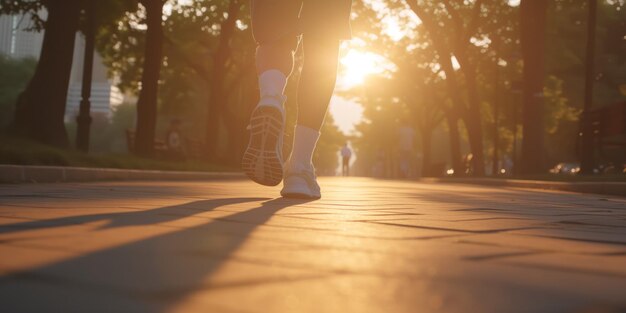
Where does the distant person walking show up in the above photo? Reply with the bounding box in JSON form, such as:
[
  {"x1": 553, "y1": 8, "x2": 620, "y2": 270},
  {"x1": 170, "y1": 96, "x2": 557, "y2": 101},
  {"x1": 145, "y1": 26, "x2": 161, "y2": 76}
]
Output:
[
  {"x1": 241, "y1": 0, "x2": 352, "y2": 199},
  {"x1": 341, "y1": 143, "x2": 352, "y2": 176}
]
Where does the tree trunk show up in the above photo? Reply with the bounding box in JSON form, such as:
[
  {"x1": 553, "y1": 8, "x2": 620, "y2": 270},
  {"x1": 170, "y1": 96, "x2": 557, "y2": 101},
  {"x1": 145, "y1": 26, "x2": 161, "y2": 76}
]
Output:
[
  {"x1": 463, "y1": 111, "x2": 485, "y2": 176},
  {"x1": 419, "y1": 127, "x2": 433, "y2": 177},
  {"x1": 406, "y1": 3, "x2": 486, "y2": 176},
  {"x1": 11, "y1": 0, "x2": 81, "y2": 148},
  {"x1": 520, "y1": 0, "x2": 548, "y2": 174},
  {"x1": 579, "y1": 0, "x2": 598, "y2": 174},
  {"x1": 456, "y1": 54, "x2": 486, "y2": 176},
  {"x1": 466, "y1": 92, "x2": 485, "y2": 176},
  {"x1": 445, "y1": 110, "x2": 463, "y2": 176},
  {"x1": 134, "y1": 0, "x2": 164, "y2": 157},
  {"x1": 438, "y1": 56, "x2": 468, "y2": 176},
  {"x1": 205, "y1": 0, "x2": 240, "y2": 160}
]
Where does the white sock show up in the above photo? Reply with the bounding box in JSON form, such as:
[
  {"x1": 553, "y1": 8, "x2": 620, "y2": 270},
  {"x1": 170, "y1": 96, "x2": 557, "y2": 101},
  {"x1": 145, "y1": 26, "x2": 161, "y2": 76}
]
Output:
[
  {"x1": 289, "y1": 125, "x2": 320, "y2": 170},
  {"x1": 259, "y1": 69, "x2": 287, "y2": 97}
]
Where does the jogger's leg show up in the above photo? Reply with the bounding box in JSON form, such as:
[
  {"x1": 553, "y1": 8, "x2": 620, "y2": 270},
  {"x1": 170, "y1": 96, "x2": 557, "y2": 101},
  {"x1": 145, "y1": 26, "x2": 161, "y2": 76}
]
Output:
[
  {"x1": 285, "y1": 35, "x2": 341, "y2": 171},
  {"x1": 280, "y1": 0, "x2": 351, "y2": 198},
  {"x1": 255, "y1": 42, "x2": 295, "y2": 81},
  {"x1": 251, "y1": 0, "x2": 301, "y2": 95},
  {"x1": 296, "y1": 35, "x2": 341, "y2": 131},
  {"x1": 243, "y1": 1, "x2": 301, "y2": 186}
]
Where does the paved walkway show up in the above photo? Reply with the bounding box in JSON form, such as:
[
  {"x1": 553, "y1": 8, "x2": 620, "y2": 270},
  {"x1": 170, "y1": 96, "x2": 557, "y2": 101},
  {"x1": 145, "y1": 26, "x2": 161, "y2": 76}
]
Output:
[{"x1": 0, "y1": 178, "x2": 625, "y2": 313}]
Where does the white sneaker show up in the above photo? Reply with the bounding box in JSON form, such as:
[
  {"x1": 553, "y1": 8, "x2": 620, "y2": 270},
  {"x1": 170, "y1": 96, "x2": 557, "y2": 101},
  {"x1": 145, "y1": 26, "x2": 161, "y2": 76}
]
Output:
[
  {"x1": 241, "y1": 95, "x2": 286, "y2": 186},
  {"x1": 280, "y1": 162, "x2": 321, "y2": 199}
]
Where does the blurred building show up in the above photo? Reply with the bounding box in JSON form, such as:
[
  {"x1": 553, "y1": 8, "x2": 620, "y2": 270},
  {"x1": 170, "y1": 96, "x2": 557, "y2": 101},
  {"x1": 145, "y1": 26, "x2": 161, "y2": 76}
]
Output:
[
  {"x1": 0, "y1": 12, "x2": 123, "y2": 120},
  {"x1": 0, "y1": 14, "x2": 44, "y2": 59},
  {"x1": 66, "y1": 35, "x2": 124, "y2": 120}
]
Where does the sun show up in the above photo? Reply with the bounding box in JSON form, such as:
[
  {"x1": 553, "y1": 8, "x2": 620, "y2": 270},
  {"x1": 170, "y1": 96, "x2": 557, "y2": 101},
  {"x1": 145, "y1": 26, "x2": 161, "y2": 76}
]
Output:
[
  {"x1": 338, "y1": 49, "x2": 387, "y2": 88},
  {"x1": 331, "y1": 47, "x2": 393, "y2": 134}
]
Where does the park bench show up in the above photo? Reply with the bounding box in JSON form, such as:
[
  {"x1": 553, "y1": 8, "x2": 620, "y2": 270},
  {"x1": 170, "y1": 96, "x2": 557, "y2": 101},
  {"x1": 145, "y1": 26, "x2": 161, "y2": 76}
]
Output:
[{"x1": 587, "y1": 101, "x2": 626, "y2": 165}]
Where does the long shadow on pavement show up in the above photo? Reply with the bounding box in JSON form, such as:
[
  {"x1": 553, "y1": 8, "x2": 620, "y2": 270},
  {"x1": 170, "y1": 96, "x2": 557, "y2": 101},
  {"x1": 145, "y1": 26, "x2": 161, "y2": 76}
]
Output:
[
  {"x1": 0, "y1": 197, "x2": 311, "y2": 312},
  {"x1": 0, "y1": 197, "x2": 268, "y2": 235}
]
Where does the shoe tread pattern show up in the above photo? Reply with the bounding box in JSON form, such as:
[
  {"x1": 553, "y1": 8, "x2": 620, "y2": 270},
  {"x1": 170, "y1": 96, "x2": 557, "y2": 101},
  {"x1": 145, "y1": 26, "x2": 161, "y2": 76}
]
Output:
[{"x1": 242, "y1": 106, "x2": 284, "y2": 186}]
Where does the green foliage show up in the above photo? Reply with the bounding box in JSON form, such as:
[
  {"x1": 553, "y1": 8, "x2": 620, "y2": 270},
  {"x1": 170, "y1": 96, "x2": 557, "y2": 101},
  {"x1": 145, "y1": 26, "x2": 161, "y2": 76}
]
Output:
[
  {"x1": 0, "y1": 0, "x2": 46, "y2": 30},
  {"x1": 96, "y1": 1, "x2": 255, "y2": 141},
  {"x1": 544, "y1": 76, "x2": 581, "y2": 135},
  {"x1": 93, "y1": 0, "x2": 345, "y2": 168},
  {"x1": 540, "y1": 0, "x2": 626, "y2": 164},
  {"x1": 96, "y1": 1, "x2": 253, "y2": 97},
  {"x1": 346, "y1": 0, "x2": 625, "y2": 175},
  {"x1": 546, "y1": 0, "x2": 626, "y2": 110},
  {"x1": 3, "y1": 0, "x2": 348, "y2": 168},
  {"x1": 0, "y1": 54, "x2": 37, "y2": 129},
  {"x1": 6, "y1": 0, "x2": 621, "y2": 173},
  {"x1": 543, "y1": 76, "x2": 582, "y2": 163},
  {"x1": 95, "y1": 4, "x2": 145, "y2": 93}
]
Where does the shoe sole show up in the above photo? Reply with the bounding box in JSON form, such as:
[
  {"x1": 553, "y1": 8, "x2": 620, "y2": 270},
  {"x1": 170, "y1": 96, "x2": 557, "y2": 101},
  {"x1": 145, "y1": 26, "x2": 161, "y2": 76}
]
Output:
[{"x1": 242, "y1": 106, "x2": 284, "y2": 186}]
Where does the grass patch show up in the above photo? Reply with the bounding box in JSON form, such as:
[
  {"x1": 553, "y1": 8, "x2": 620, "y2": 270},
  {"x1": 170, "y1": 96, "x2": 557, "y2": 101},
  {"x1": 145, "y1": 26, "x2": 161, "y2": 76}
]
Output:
[{"x1": 0, "y1": 134, "x2": 235, "y2": 172}]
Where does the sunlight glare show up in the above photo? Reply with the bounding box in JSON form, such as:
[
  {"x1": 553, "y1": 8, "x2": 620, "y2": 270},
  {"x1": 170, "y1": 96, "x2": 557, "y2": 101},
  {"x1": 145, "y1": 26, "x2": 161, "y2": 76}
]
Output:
[
  {"x1": 382, "y1": 16, "x2": 405, "y2": 41},
  {"x1": 164, "y1": 0, "x2": 194, "y2": 16},
  {"x1": 330, "y1": 96, "x2": 364, "y2": 135},
  {"x1": 451, "y1": 56, "x2": 461, "y2": 70},
  {"x1": 339, "y1": 50, "x2": 388, "y2": 88},
  {"x1": 508, "y1": 0, "x2": 521, "y2": 6},
  {"x1": 366, "y1": 0, "x2": 420, "y2": 41}
]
